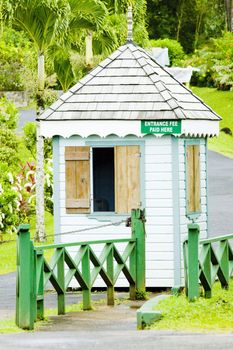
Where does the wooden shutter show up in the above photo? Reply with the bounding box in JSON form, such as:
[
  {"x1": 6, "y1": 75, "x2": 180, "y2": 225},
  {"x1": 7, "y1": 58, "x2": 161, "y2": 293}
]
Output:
[
  {"x1": 187, "y1": 144, "x2": 200, "y2": 213},
  {"x1": 65, "y1": 146, "x2": 90, "y2": 214},
  {"x1": 115, "y1": 145, "x2": 140, "y2": 214}
]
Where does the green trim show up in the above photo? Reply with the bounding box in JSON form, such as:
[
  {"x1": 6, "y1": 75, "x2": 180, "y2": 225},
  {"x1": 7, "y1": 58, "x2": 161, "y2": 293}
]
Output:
[
  {"x1": 200, "y1": 233, "x2": 233, "y2": 244},
  {"x1": 184, "y1": 138, "x2": 202, "y2": 220},
  {"x1": 35, "y1": 238, "x2": 136, "y2": 251},
  {"x1": 172, "y1": 137, "x2": 181, "y2": 287},
  {"x1": 85, "y1": 138, "x2": 145, "y2": 217},
  {"x1": 52, "y1": 136, "x2": 61, "y2": 243}
]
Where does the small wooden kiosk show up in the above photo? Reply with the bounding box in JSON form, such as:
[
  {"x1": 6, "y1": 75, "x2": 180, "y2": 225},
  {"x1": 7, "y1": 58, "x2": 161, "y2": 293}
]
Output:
[{"x1": 39, "y1": 22, "x2": 220, "y2": 288}]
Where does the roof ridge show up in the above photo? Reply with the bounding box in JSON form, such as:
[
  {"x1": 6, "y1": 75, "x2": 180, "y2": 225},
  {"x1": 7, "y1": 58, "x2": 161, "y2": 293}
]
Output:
[{"x1": 129, "y1": 46, "x2": 186, "y2": 118}]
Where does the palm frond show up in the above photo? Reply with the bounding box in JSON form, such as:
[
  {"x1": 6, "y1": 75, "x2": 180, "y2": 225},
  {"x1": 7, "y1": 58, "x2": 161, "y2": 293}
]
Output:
[{"x1": 69, "y1": 0, "x2": 107, "y2": 28}]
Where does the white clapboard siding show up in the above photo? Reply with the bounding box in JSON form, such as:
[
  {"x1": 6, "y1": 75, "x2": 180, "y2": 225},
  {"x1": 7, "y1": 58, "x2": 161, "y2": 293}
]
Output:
[
  {"x1": 56, "y1": 136, "x2": 209, "y2": 288},
  {"x1": 57, "y1": 134, "x2": 175, "y2": 287}
]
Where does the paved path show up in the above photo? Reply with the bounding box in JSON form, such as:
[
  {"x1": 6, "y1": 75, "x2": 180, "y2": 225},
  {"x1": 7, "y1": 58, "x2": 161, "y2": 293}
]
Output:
[{"x1": 1, "y1": 301, "x2": 233, "y2": 350}]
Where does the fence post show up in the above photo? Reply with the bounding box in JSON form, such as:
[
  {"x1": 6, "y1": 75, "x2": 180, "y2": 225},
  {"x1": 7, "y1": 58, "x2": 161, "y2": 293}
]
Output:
[
  {"x1": 131, "y1": 209, "x2": 146, "y2": 297},
  {"x1": 36, "y1": 250, "x2": 44, "y2": 320},
  {"x1": 16, "y1": 224, "x2": 35, "y2": 330},
  {"x1": 187, "y1": 224, "x2": 200, "y2": 301},
  {"x1": 82, "y1": 246, "x2": 92, "y2": 310},
  {"x1": 57, "y1": 248, "x2": 65, "y2": 315},
  {"x1": 107, "y1": 244, "x2": 115, "y2": 305}
]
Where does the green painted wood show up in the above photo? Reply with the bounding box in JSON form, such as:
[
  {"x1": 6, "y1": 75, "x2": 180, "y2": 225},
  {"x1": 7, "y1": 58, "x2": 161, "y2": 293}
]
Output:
[
  {"x1": 107, "y1": 244, "x2": 114, "y2": 306},
  {"x1": 187, "y1": 224, "x2": 200, "y2": 301},
  {"x1": 57, "y1": 248, "x2": 65, "y2": 315},
  {"x1": 129, "y1": 239, "x2": 136, "y2": 300},
  {"x1": 16, "y1": 211, "x2": 146, "y2": 330},
  {"x1": 36, "y1": 238, "x2": 135, "y2": 250},
  {"x1": 184, "y1": 225, "x2": 233, "y2": 301},
  {"x1": 16, "y1": 224, "x2": 34, "y2": 330},
  {"x1": 200, "y1": 234, "x2": 233, "y2": 244},
  {"x1": 82, "y1": 246, "x2": 92, "y2": 310},
  {"x1": 131, "y1": 209, "x2": 146, "y2": 296},
  {"x1": 36, "y1": 250, "x2": 44, "y2": 320}
]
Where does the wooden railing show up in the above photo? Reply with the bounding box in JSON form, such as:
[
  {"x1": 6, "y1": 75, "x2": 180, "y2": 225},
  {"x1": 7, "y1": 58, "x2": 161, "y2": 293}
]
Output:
[
  {"x1": 183, "y1": 224, "x2": 233, "y2": 301},
  {"x1": 16, "y1": 209, "x2": 146, "y2": 330}
]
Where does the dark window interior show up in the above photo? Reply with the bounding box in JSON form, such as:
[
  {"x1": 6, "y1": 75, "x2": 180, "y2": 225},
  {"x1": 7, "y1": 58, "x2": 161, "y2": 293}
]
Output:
[{"x1": 93, "y1": 148, "x2": 115, "y2": 212}]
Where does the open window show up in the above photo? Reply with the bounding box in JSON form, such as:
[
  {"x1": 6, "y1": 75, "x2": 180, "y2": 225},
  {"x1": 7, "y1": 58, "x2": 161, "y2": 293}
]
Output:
[
  {"x1": 186, "y1": 143, "x2": 201, "y2": 216},
  {"x1": 93, "y1": 148, "x2": 115, "y2": 212},
  {"x1": 65, "y1": 145, "x2": 141, "y2": 215}
]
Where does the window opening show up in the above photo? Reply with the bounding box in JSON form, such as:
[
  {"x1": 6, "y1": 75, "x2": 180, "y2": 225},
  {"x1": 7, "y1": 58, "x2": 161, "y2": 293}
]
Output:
[{"x1": 93, "y1": 147, "x2": 115, "y2": 212}]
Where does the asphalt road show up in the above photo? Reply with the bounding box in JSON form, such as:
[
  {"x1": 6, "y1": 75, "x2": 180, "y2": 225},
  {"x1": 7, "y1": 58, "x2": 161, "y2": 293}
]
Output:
[
  {"x1": 1, "y1": 330, "x2": 233, "y2": 350},
  {"x1": 17, "y1": 109, "x2": 36, "y2": 133},
  {"x1": 208, "y1": 151, "x2": 233, "y2": 236}
]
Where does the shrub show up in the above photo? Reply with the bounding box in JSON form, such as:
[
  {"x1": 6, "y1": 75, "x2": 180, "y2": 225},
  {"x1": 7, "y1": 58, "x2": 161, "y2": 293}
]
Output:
[
  {"x1": 0, "y1": 97, "x2": 18, "y2": 129},
  {"x1": 23, "y1": 122, "x2": 52, "y2": 159},
  {"x1": 14, "y1": 162, "x2": 36, "y2": 221},
  {"x1": 0, "y1": 164, "x2": 19, "y2": 235},
  {"x1": 0, "y1": 128, "x2": 19, "y2": 167},
  {"x1": 185, "y1": 32, "x2": 233, "y2": 90},
  {"x1": 149, "y1": 38, "x2": 185, "y2": 65},
  {"x1": 0, "y1": 27, "x2": 36, "y2": 91}
]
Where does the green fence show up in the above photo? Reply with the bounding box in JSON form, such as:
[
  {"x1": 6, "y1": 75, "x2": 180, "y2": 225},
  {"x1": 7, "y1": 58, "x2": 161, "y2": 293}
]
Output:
[
  {"x1": 183, "y1": 224, "x2": 233, "y2": 301},
  {"x1": 16, "y1": 209, "x2": 146, "y2": 330}
]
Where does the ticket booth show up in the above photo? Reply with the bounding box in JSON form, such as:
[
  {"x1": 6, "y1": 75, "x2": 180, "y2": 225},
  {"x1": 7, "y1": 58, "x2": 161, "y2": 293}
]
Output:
[{"x1": 39, "y1": 37, "x2": 220, "y2": 288}]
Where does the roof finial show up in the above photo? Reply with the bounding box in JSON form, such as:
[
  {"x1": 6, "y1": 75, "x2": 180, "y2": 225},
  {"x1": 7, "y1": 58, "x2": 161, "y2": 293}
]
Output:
[{"x1": 127, "y1": 6, "x2": 133, "y2": 41}]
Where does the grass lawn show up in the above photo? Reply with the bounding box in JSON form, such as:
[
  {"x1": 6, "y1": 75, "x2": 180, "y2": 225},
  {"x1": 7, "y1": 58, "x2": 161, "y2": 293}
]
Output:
[
  {"x1": 150, "y1": 279, "x2": 233, "y2": 332},
  {"x1": 191, "y1": 87, "x2": 233, "y2": 158},
  {"x1": 0, "y1": 212, "x2": 54, "y2": 275}
]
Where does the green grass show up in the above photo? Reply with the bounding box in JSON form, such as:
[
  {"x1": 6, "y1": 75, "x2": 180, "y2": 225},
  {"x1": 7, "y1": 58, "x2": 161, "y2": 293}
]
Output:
[
  {"x1": 191, "y1": 87, "x2": 233, "y2": 158},
  {"x1": 0, "y1": 212, "x2": 54, "y2": 275},
  {"x1": 150, "y1": 279, "x2": 233, "y2": 332},
  {"x1": 0, "y1": 319, "x2": 25, "y2": 334}
]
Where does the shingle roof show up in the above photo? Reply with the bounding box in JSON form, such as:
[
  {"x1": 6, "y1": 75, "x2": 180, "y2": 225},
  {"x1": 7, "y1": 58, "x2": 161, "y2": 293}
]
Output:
[{"x1": 40, "y1": 42, "x2": 221, "y2": 121}]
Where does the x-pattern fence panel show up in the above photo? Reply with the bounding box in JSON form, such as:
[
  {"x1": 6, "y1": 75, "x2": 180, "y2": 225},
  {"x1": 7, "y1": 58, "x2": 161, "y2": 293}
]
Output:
[
  {"x1": 35, "y1": 239, "x2": 137, "y2": 314},
  {"x1": 16, "y1": 209, "x2": 146, "y2": 330},
  {"x1": 183, "y1": 224, "x2": 233, "y2": 301}
]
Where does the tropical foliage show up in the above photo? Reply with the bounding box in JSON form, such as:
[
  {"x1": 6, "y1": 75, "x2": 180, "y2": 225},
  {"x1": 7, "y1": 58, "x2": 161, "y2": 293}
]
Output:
[
  {"x1": 0, "y1": 98, "x2": 53, "y2": 236},
  {"x1": 147, "y1": 0, "x2": 226, "y2": 53},
  {"x1": 0, "y1": 27, "x2": 36, "y2": 91},
  {"x1": 184, "y1": 32, "x2": 233, "y2": 90}
]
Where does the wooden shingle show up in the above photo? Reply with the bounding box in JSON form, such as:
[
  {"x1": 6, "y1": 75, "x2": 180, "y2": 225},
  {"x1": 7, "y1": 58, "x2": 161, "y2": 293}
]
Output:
[{"x1": 40, "y1": 42, "x2": 221, "y2": 122}]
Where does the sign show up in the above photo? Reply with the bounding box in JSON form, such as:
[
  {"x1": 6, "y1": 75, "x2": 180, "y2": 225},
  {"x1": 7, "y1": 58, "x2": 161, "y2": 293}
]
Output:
[{"x1": 141, "y1": 120, "x2": 182, "y2": 135}]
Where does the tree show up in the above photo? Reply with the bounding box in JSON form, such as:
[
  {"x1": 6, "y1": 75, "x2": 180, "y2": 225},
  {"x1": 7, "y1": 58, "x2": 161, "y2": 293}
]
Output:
[
  {"x1": 4, "y1": 0, "x2": 107, "y2": 240},
  {"x1": 225, "y1": 0, "x2": 233, "y2": 31},
  {"x1": 146, "y1": 0, "x2": 226, "y2": 52}
]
